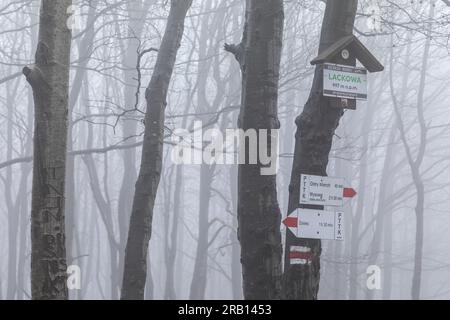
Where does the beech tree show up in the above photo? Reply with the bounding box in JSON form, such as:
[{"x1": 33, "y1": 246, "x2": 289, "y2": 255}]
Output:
[
  {"x1": 22, "y1": 0, "x2": 73, "y2": 300},
  {"x1": 121, "y1": 0, "x2": 193, "y2": 300},
  {"x1": 2, "y1": 0, "x2": 450, "y2": 301},
  {"x1": 391, "y1": 2, "x2": 435, "y2": 299},
  {"x1": 283, "y1": 0, "x2": 358, "y2": 300},
  {"x1": 226, "y1": 0, "x2": 284, "y2": 299}
]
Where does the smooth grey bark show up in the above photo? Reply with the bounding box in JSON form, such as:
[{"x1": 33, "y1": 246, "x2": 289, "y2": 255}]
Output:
[
  {"x1": 23, "y1": 0, "x2": 72, "y2": 300},
  {"x1": 117, "y1": 1, "x2": 154, "y2": 291},
  {"x1": 226, "y1": 0, "x2": 284, "y2": 299},
  {"x1": 121, "y1": 0, "x2": 193, "y2": 300},
  {"x1": 283, "y1": 0, "x2": 358, "y2": 300}
]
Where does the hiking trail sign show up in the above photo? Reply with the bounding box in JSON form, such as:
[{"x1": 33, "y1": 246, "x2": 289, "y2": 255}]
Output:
[
  {"x1": 323, "y1": 63, "x2": 368, "y2": 100},
  {"x1": 310, "y1": 35, "x2": 384, "y2": 110},
  {"x1": 283, "y1": 209, "x2": 344, "y2": 241},
  {"x1": 300, "y1": 174, "x2": 356, "y2": 207}
]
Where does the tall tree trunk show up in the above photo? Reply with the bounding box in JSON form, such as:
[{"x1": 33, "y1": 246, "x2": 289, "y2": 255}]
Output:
[
  {"x1": 365, "y1": 69, "x2": 401, "y2": 301},
  {"x1": 16, "y1": 8, "x2": 40, "y2": 301},
  {"x1": 283, "y1": 0, "x2": 358, "y2": 300},
  {"x1": 229, "y1": 164, "x2": 243, "y2": 300},
  {"x1": 23, "y1": 0, "x2": 72, "y2": 300},
  {"x1": 65, "y1": 0, "x2": 98, "y2": 279},
  {"x1": 81, "y1": 83, "x2": 121, "y2": 299},
  {"x1": 121, "y1": 0, "x2": 193, "y2": 300},
  {"x1": 163, "y1": 165, "x2": 177, "y2": 300},
  {"x1": 365, "y1": 123, "x2": 396, "y2": 300},
  {"x1": 381, "y1": 126, "x2": 396, "y2": 300},
  {"x1": 117, "y1": 1, "x2": 154, "y2": 291},
  {"x1": 188, "y1": 2, "x2": 227, "y2": 298},
  {"x1": 225, "y1": 0, "x2": 284, "y2": 300},
  {"x1": 410, "y1": 4, "x2": 433, "y2": 299},
  {"x1": 227, "y1": 5, "x2": 244, "y2": 300},
  {"x1": 165, "y1": 72, "x2": 194, "y2": 299},
  {"x1": 381, "y1": 33, "x2": 412, "y2": 300},
  {"x1": 189, "y1": 165, "x2": 215, "y2": 299},
  {"x1": 349, "y1": 67, "x2": 385, "y2": 300},
  {"x1": 390, "y1": 3, "x2": 434, "y2": 299},
  {"x1": 5, "y1": 78, "x2": 21, "y2": 299},
  {"x1": 228, "y1": 78, "x2": 243, "y2": 301},
  {"x1": 348, "y1": 134, "x2": 368, "y2": 300}
]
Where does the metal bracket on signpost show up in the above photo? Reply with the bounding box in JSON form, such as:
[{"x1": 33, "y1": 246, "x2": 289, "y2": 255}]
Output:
[{"x1": 329, "y1": 97, "x2": 356, "y2": 110}]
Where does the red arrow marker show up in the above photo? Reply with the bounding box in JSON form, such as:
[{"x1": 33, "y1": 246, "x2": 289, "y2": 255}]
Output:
[
  {"x1": 343, "y1": 187, "x2": 357, "y2": 198},
  {"x1": 283, "y1": 216, "x2": 298, "y2": 228}
]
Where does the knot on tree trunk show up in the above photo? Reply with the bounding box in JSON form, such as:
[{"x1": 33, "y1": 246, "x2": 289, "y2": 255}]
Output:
[
  {"x1": 224, "y1": 43, "x2": 244, "y2": 66},
  {"x1": 23, "y1": 65, "x2": 50, "y2": 92}
]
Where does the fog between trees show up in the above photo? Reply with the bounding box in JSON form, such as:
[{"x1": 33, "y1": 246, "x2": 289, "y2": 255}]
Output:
[{"x1": 1, "y1": 0, "x2": 450, "y2": 300}]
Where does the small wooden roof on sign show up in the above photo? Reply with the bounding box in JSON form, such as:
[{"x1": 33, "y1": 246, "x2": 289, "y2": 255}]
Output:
[{"x1": 311, "y1": 35, "x2": 384, "y2": 73}]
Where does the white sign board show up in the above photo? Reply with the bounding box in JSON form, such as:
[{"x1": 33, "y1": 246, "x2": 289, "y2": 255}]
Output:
[
  {"x1": 300, "y1": 174, "x2": 345, "y2": 207},
  {"x1": 284, "y1": 209, "x2": 344, "y2": 241},
  {"x1": 323, "y1": 63, "x2": 368, "y2": 100}
]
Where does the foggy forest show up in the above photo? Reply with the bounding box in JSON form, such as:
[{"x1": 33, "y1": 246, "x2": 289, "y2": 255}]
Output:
[{"x1": 1, "y1": 0, "x2": 450, "y2": 301}]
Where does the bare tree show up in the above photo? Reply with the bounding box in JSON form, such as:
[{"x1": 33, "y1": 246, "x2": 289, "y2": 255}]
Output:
[
  {"x1": 390, "y1": 1, "x2": 435, "y2": 300},
  {"x1": 226, "y1": 0, "x2": 284, "y2": 299},
  {"x1": 117, "y1": 1, "x2": 154, "y2": 290},
  {"x1": 23, "y1": 0, "x2": 72, "y2": 300},
  {"x1": 121, "y1": 0, "x2": 193, "y2": 300},
  {"x1": 283, "y1": 0, "x2": 358, "y2": 300}
]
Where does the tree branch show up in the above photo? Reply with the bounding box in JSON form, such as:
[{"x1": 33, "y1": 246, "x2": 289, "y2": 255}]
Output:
[{"x1": 0, "y1": 71, "x2": 22, "y2": 85}]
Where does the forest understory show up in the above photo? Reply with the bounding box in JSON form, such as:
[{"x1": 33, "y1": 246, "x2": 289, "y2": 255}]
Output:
[{"x1": 1, "y1": 0, "x2": 450, "y2": 301}]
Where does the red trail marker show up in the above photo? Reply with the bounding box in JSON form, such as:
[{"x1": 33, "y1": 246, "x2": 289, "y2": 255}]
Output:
[{"x1": 343, "y1": 187, "x2": 357, "y2": 198}]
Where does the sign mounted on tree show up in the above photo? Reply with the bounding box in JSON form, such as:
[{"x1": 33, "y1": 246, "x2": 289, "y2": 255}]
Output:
[
  {"x1": 283, "y1": 209, "x2": 344, "y2": 241},
  {"x1": 300, "y1": 174, "x2": 356, "y2": 207},
  {"x1": 323, "y1": 63, "x2": 368, "y2": 100},
  {"x1": 310, "y1": 34, "x2": 384, "y2": 110}
]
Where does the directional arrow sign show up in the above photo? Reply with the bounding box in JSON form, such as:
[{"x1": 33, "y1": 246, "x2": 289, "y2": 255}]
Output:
[
  {"x1": 283, "y1": 209, "x2": 344, "y2": 241},
  {"x1": 300, "y1": 174, "x2": 356, "y2": 206}
]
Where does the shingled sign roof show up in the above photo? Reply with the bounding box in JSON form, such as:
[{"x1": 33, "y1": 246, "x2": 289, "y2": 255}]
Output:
[{"x1": 311, "y1": 35, "x2": 384, "y2": 73}]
